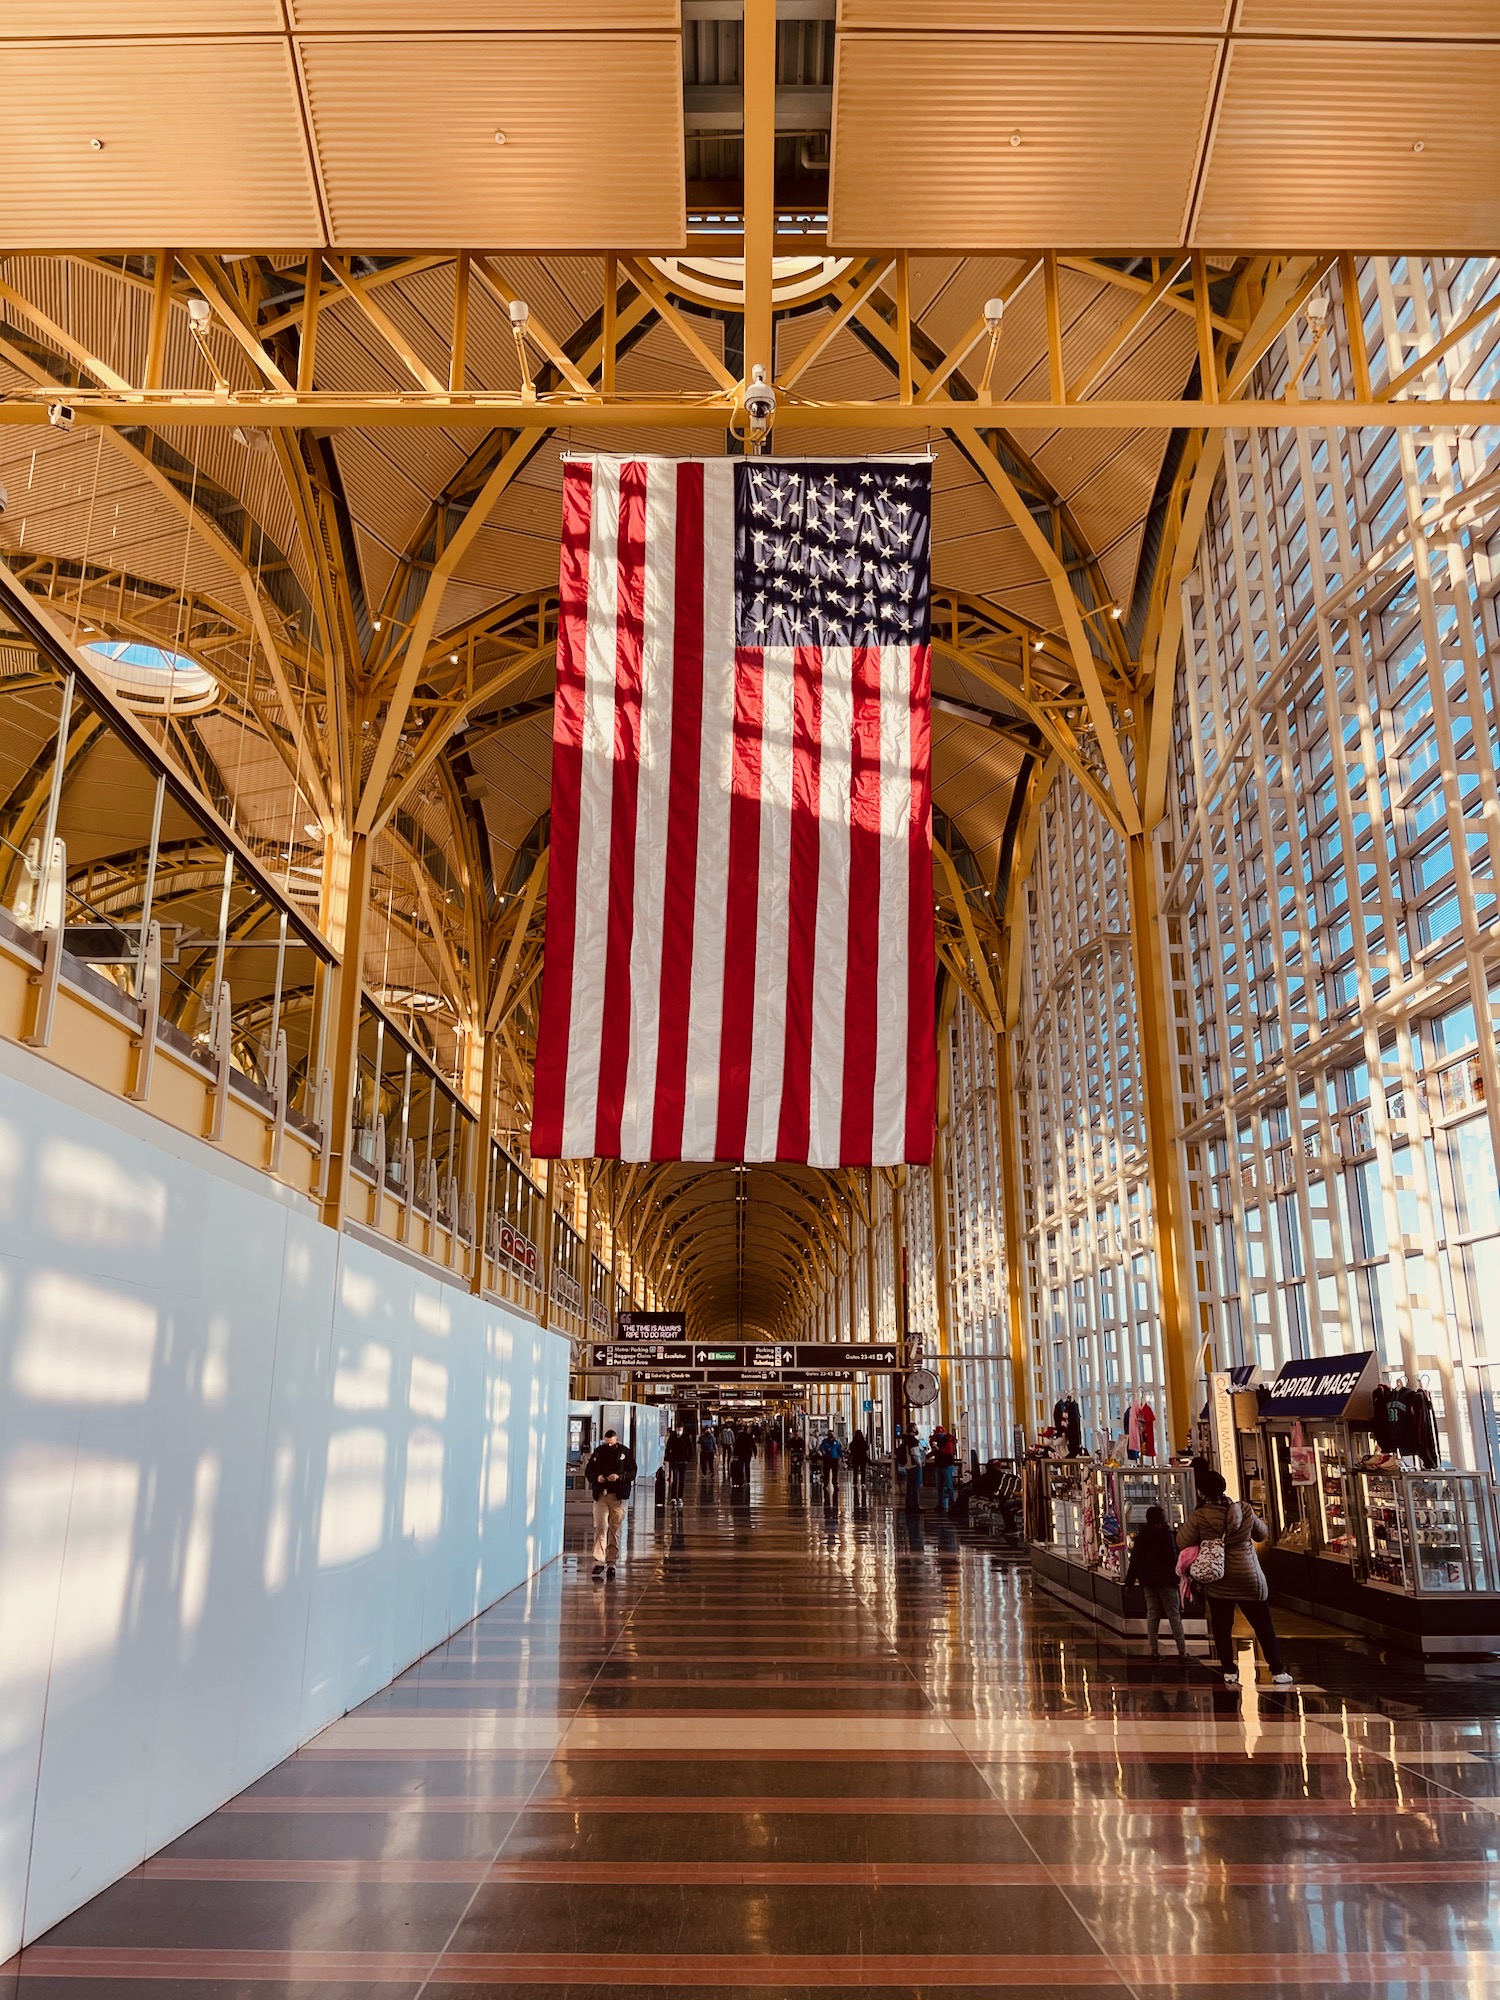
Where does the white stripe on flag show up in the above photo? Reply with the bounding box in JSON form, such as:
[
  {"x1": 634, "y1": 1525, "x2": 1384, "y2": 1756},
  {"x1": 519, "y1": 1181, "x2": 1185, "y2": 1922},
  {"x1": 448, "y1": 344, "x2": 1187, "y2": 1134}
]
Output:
[
  {"x1": 561, "y1": 457, "x2": 621, "y2": 1155},
  {"x1": 745, "y1": 645, "x2": 796, "y2": 1160},
  {"x1": 871, "y1": 645, "x2": 913, "y2": 1163},
  {"x1": 807, "y1": 645, "x2": 853, "y2": 1169},
  {"x1": 620, "y1": 461, "x2": 677, "y2": 1161},
  {"x1": 680, "y1": 463, "x2": 737, "y2": 1160}
]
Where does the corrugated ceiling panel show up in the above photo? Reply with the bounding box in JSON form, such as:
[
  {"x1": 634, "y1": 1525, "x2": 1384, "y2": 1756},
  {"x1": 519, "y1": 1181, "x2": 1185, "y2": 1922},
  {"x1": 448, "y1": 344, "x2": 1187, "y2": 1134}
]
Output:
[
  {"x1": 831, "y1": 34, "x2": 1219, "y2": 248},
  {"x1": 332, "y1": 432, "x2": 439, "y2": 566},
  {"x1": 840, "y1": 2, "x2": 1230, "y2": 25},
  {"x1": 1, "y1": 2, "x2": 280, "y2": 30},
  {"x1": 1237, "y1": 0, "x2": 1500, "y2": 33},
  {"x1": 617, "y1": 316, "x2": 726, "y2": 396},
  {"x1": 1197, "y1": 41, "x2": 1500, "y2": 248},
  {"x1": 1063, "y1": 430, "x2": 1169, "y2": 568},
  {"x1": 300, "y1": 34, "x2": 684, "y2": 249},
  {"x1": 0, "y1": 40, "x2": 321, "y2": 247},
  {"x1": 290, "y1": 0, "x2": 676, "y2": 23},
  {"x1": 913, "y1": 255, "x2": 1033, "y2": 358}
]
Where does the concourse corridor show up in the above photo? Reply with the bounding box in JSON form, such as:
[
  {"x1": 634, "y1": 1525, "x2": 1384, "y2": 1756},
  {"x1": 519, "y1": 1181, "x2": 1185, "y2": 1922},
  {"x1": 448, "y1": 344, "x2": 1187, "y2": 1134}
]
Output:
[{"x1": 9, "y1": 1470, "x2": 1500, "y2": 1997}]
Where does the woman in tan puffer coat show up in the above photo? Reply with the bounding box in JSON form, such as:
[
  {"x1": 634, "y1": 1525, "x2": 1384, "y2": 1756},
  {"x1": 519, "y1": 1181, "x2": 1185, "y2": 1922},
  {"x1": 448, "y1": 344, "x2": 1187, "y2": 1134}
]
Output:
[{"x1": 1178, "y1": 1466, "x2": 1293, "y2": 1687}]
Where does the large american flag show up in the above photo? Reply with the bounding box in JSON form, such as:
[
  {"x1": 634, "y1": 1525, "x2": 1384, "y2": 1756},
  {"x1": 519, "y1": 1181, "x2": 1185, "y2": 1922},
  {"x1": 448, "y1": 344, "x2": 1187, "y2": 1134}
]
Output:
[{"x1": 530, "y1": 455, "x2": 936, "y2": 1166}]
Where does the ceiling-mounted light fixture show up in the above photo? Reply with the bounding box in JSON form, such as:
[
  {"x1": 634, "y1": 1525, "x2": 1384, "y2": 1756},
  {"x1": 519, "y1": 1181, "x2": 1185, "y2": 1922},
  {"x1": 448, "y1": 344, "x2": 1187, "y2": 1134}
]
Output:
[
  {"x1": 509, "y1": 298, "x2": 536, "y2": 402},
  {"x1": 978, "y1": 296, "x2": 1006, "y2": 402},
  {"x1": 494, "y1": 129, "x2": 508, "y2": 145}
]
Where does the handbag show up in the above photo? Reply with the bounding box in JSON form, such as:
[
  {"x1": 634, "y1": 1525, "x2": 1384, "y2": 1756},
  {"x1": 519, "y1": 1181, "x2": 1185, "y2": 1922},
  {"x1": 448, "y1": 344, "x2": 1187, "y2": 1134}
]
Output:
[{"x1": 1189, "y1": 1537, "x2": 1225, "y2": 1585}]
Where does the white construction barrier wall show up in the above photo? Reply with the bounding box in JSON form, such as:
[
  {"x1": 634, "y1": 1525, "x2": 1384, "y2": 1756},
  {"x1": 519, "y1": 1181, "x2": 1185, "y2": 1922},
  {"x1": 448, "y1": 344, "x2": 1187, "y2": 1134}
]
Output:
[{"x1": 0, "y1": 1039, "x2": 570, "y2": 1959}]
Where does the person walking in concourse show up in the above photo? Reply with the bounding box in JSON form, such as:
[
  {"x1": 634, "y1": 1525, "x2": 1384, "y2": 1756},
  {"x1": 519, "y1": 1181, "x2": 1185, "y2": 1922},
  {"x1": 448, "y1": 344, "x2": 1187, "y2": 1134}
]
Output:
[
  {"x1": 1178, "y1": 1466, "x2": 1293, "y2": 1686},
  {"x1": 584, "y1": 1426, "x2": 636, "y2": 1581},
  {"x1": 664, "y1": 1423, "x2": 692, "y2": 1508},
  {"x1": 818, "y1": 1430, "x2": 842, "y2": 1502},
  {"x1": 1125, "y1": 1505, "x2": 1188, "y2": 1661},
  {"x1": 719, "y1": 1421, "x2": 737, "y2": 1480},
  {"x1": 848, "y1": 1427, "x2": 870, "y2": 1500},
  {"x1": 899, "y1": 1427, "x2": 927, "y2": 1513},
  {"x1": 930, "y1": 1423, "x2": 958, "y2": 1513},
  {"x1": 698, "y1": 1421, "x2": 716, "y2": 1479}
]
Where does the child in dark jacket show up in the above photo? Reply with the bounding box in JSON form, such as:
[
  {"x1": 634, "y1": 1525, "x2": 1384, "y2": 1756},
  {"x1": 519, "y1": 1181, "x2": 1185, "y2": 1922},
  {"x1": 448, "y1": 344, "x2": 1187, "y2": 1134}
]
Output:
[{"x1": 1124, "y1": 1505, "x2": 1188, "y2": 1659}]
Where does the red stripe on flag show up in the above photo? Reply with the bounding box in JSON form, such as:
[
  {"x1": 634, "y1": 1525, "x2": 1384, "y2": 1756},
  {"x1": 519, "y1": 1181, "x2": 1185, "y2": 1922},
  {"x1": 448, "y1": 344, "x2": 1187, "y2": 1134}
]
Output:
[
  {"x1": 840, "y1": 646, "x2": 883, "y2": 1164},
  {"x1": 777, "y1": 646, "x2": 822, "y2": 1160},
  {"x1": 650, "y1": 464, "x2": 706, "y2": 1161},
  {"x1": 592, "y1": 462, "x2": 647, "y2": 1155},
  {"x1": 905, "y1": 641, "x2": 936, "y2": 1161},
  {"x1": 715, "y1": 646, "x2": 765, "y2": 1159},
  {"x1": 530, "y1": 462, "x2": 593, "y2": 1156}
]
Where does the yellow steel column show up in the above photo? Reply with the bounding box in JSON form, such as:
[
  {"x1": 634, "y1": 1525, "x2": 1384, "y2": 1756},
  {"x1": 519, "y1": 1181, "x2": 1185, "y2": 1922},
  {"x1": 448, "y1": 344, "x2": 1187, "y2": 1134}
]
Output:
[
  {"x1": 540, "y1": 1155, "x2": 557, "y2": 1333},
  {"x1": 930, "y1": 997, "x2": 957, "y2": 1428},
  {"x1": 865, "y1": 1169, "x2": 879, "y2": 1347},
  {"x1": 320, "y1": 829, "x2": 371, "y2": 1231},
  {"x1": 470, "y1": 1029, "x2": 498, "y2": 1296},
  {"x1": 994, "y1": 1025, "x2": 1030, "y2": 1445},
  {"x1": 892, "y1": 1169, "x2": 908, "y2": 1450},
  {"x1": 1127, "y1": 830, "x2": 1193, "y2": 1454},
  {"x1": 742, "y1": 0, "x2": 777, "y2": 389}
]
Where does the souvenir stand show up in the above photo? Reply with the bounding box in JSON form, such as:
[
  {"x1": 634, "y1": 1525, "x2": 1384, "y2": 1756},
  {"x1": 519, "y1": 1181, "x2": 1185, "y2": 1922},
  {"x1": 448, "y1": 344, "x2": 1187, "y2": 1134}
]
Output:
[
  {"x1": 1028, "y1": 1451, "x2": 1207, "y2": 1645},
  {"x1": 1247, "y1": 1353, "x2": 1500, "y2": 1657}
]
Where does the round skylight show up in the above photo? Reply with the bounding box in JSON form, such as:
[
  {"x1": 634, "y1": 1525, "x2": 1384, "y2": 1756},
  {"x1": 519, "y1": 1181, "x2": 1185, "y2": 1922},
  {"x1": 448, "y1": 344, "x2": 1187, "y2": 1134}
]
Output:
[
  {"x1": 85, "y1": 640, "x2": 218, "y2": 716},
  {"x1": 649, "y1": 253, "x2": 853, "y2": 313}
]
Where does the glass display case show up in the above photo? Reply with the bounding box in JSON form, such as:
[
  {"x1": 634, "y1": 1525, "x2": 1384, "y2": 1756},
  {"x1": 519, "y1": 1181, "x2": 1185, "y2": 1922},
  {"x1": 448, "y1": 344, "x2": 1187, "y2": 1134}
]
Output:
[
  {"x1": 1262, "y1": 1420, "x2": 1368, "y2": 1561},
  {"x1": 1044, "y1": 1462, "x2": 1198, "y2": 1578},
  {"x1": 1352, "y1": 1468, "x2": 1498, "y2": 1594}
]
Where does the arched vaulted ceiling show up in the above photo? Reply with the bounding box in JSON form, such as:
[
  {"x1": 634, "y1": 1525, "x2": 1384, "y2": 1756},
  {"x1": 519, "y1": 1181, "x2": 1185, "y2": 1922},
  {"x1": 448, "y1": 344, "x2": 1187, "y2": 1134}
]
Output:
[{"x1": 4, "y1": 2, "x2": 1489, "y2": 1337}]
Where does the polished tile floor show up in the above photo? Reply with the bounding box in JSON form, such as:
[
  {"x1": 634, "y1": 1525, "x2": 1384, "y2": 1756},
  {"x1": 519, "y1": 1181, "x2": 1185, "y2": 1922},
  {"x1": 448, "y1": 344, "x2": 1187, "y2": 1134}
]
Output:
[{"x1": 8, "y1": 1461, "x2": 1500, "y2": 1995}]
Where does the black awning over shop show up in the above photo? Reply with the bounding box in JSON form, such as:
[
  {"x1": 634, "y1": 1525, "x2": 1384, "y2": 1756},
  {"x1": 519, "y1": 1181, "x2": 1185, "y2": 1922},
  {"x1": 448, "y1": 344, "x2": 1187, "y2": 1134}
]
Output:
[{"x1": 1258, "y1": 1352, "x2": 1379, "y2": 1421}]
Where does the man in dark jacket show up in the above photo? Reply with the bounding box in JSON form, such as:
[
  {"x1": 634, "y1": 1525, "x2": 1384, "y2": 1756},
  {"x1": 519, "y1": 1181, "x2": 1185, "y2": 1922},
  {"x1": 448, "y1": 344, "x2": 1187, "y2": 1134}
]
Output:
[
  {"x1": 583, "y1": 1428, "x2": 636, "y2": 1580},
  {"x1": 664, "y1": 1424, "x2": 693, "y2": 1508}
]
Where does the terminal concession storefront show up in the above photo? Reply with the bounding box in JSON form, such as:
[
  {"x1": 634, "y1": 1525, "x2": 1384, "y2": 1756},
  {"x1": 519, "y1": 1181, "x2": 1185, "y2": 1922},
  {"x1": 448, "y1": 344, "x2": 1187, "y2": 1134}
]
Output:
[{"x1": 1247, "y1": 1353, "x2": 1500, "y2": 1657}]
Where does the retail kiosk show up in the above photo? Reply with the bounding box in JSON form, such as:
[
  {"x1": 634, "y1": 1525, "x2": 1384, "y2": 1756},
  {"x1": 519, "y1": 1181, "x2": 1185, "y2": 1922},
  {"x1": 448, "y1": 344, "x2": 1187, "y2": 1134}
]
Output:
[
  {"x1": 1240, "y1": 1353, "x2": 1500, "y2": 1658},
  {"x1": 1027, "y1": 1457, "x2": 1208, "y2": 1646}
]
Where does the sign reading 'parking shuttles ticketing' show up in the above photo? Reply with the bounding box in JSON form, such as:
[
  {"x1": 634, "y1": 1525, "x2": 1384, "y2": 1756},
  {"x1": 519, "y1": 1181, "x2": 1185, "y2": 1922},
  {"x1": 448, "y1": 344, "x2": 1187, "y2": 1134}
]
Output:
[{"x1": 589, "y1": 1341, "x2": 898, "y2": 1373}]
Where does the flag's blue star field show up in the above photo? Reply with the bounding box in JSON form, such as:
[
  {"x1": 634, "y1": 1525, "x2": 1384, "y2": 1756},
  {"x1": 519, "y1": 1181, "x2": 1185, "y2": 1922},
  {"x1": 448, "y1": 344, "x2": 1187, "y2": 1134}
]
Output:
[{"x1": 734, "y1": 461, "x2": 932, "y2": 650}]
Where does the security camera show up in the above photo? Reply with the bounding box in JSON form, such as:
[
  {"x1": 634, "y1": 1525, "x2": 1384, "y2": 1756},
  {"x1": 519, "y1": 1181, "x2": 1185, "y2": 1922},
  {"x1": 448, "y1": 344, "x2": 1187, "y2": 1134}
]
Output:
[
  {"x1": 742, "y1": 363, "x2": 776, "y2": 439},
  {"x1": 47, "y1": 404, "x2": 75, "y2": 430}
]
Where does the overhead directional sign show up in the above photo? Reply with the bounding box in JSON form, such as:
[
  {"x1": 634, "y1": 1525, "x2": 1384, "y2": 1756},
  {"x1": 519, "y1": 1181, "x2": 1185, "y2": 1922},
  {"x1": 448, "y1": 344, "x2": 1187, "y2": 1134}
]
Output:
[
  {"x1": 592, "y1": 1342, "x2": 691, "y2": 1369},
  {"x1": 795, "y1": 1344, "x2": 898, "y2": 1369},
  {"x1": 598, "y1": 1340, "x2": 896, "y2": 1382},
  {"x1": 641, "y1": 1368, "x2": 857, "y2": 1387}
]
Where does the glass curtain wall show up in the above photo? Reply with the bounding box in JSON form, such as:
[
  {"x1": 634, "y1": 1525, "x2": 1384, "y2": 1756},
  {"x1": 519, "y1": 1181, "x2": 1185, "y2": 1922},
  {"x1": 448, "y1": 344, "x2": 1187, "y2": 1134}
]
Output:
[
  {"x1": 1007, "y1": 254, "x2": 1500, "y2": 1469},
  {"x1": 1012, "y1": 771, "x2": 1158, "y2": 1455},
  {"x1": 942, "y1": 996, "x2": 1014, "y2": 1460},
  {"x1": 1162, "y1": 253, "x2": 1500, "y2": 1473}
]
